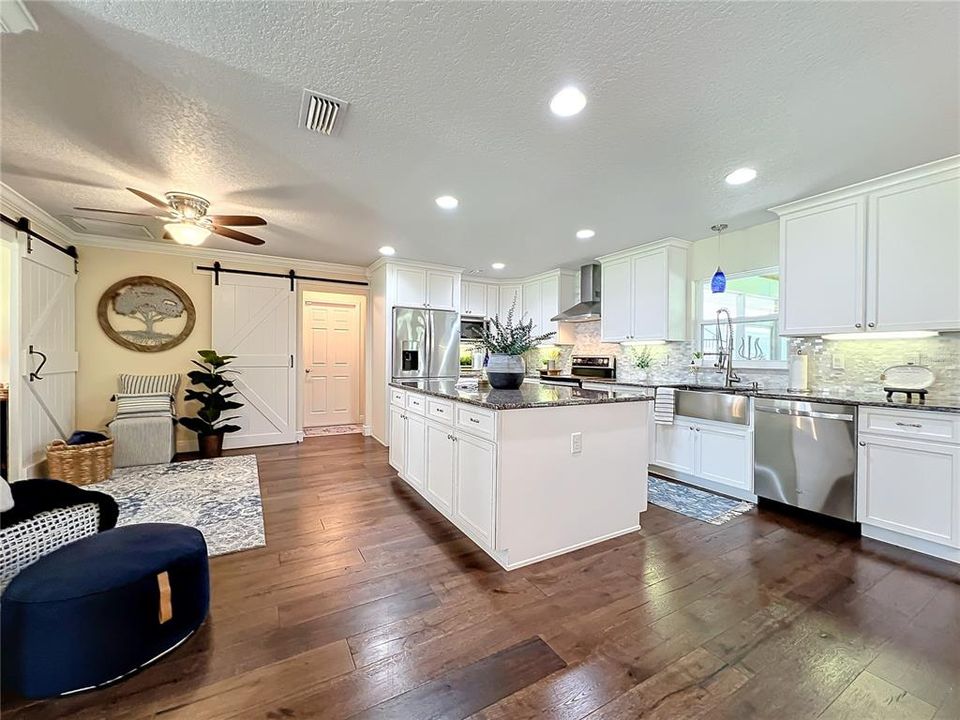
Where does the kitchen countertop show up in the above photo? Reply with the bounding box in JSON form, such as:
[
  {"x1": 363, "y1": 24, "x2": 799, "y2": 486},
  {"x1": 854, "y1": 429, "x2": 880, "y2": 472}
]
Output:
[
  {"x1": 577, "y1": 377, "x2": 960, "y2": 414},
  {"x1": 390, "y1": 380, "x2": 653, "y2": 410}
]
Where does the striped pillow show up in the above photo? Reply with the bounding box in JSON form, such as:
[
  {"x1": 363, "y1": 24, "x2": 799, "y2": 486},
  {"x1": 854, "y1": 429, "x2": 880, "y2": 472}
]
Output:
[
  {"x1": 119, "y1": 374, "x2": 180, "y2": 396},
  {"x1": 115, "y1": 393, "x2": 174, "y2": 417}
]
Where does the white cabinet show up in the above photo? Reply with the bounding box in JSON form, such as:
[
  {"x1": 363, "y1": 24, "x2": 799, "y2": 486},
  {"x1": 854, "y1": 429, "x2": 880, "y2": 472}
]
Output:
[
  {"x1": 394, "y1": 266, "x2": 459, "y2": 310},
  {"x1": 654, "y1": 418, "x2": 753, "y2": 496},
  {"x1": 485, "y1": 285, "x2": 500, "y2": 319},
  {"x1": 454, "y1": 432, "x2": 497, "y2": 548},
  {"x1": 521, "y1": 270, "x2": 577, "y2": 344},
  {"x1": 772, "y1": 158, "x2": 960, "y2": 336},
  {"x1": 857, "y1": 407, "x2": 960, "y2": 562},
  {"x1": 462, "y1": 281, "x2": 487, "y2": 316},
  {"x1": 868, "y1": 172, "x2": 960, "y2": 332},
  {"x1": 404, "y1": 412, "x2": 427, "y2": 491},
  {"x1": 425, "y1": 421, "x2": 455, "y2": 514},
  {"x1": 858, "y1": 436, "x2": 958, "y2": 547},
  {"x1": 598, "y1": 239, "x2": 689, "y2": 343},
  {"x1": 388, "y1": 405, "x2": 407, "y2": 473},
  {"x1": 498, "y1": 284, "x2": 522, "y2": 321}
]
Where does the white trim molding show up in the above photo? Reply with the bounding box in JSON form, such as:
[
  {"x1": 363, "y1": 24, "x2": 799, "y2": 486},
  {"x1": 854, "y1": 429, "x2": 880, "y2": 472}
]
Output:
[{"x1": 1, "y1": 0, "x2": 37, "y2": 34}]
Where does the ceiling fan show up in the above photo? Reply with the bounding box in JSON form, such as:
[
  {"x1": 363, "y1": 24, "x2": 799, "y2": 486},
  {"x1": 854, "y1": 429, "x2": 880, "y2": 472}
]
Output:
[{"x1": 75, "y1": 187, "x2": 267, "y2": 246}]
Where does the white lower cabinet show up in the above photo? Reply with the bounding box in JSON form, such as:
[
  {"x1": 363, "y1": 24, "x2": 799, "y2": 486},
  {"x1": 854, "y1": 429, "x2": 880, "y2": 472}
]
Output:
[
  {"x1": 857, "y1": 410, "x2": 960, "y2": 561},
  {"x1": 391, "y1": 389, "x2": 498, "y2": 552},
  {"x1": 403, "y1": 412, "x2": 427, "y2": 491},
  {"x1": 453, "y1": 432, "x2": 497, "y2": 548},
  {"x1": 424, "y1": 421, "x2": 455, "y2": 514},
  {"x1": 388, "y1": 405, "x2": 406, "y2": 474},
  {"x1": 653, "y1": 418, "x2": 753, "y2": 497}
]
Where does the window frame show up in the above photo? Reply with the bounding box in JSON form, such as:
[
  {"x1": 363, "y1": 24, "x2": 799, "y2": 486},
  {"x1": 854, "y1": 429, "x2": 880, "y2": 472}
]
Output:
[{"x1": 695, "y1": 266, "x2": 788, "y2": 370}]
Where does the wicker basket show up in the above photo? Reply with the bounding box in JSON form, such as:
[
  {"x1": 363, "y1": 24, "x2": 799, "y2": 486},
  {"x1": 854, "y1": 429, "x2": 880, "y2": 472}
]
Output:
[{"x1": 46, "y1": 438, "x2": 114, "y2": 486}]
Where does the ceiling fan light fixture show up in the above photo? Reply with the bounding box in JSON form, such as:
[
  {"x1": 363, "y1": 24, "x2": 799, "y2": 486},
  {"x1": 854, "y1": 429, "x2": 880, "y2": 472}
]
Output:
[{"x1": 165, "y1": 222, "x2": 210, "y2": 246}]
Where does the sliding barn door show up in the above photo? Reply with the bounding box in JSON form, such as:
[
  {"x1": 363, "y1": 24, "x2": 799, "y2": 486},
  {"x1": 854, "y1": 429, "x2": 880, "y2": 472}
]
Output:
[
  {"x1": 12, "y1": 228, "x2": 77, "y2": 479},
  {"x1": 211, "y1": 273, "x2": 296, "y2": 448}
]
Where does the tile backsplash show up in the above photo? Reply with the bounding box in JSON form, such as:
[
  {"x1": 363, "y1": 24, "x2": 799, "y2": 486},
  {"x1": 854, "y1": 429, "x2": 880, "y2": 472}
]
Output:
[{"x1": 540, "y1": 322, "x2": 960, "y2": 400}]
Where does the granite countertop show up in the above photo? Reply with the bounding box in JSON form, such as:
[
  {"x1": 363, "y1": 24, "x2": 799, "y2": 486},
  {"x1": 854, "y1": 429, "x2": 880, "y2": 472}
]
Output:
[
  {"x1": 390, "y1": 380, "x2": 653, "y2": 410},
  {"x1": 577, "y1": 377, "x2": 960, "y2": 414}
]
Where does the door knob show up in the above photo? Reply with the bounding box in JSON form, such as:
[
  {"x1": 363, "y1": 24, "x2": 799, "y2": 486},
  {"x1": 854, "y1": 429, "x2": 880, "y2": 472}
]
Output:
[{"x1": 305, "y1": 369, "x2": 311, "y2": 373}]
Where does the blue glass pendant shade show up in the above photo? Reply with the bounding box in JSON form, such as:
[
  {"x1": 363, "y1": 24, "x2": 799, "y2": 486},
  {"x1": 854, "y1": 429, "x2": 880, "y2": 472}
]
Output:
[{"x1": 711, "y1": 266, "x2": 726, "y2": 293}]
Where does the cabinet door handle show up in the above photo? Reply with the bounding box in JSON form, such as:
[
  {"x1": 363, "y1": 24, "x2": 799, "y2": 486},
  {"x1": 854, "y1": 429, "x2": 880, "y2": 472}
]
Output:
[
  {"x1": 895, "y1": 422, "x2": 922, "y2": 428},
  {"x1": 868, "y1": 322, "x2": 876, "y2": 328},
  {"x1": 855, "y1": 323, "x2": 862, "y2": 329},
  {"x1": 469, "y1": 417, "x2": 480, "y2": 424},
  {"x1": 858, "y1": 441, "x2": 866, "y2": 447}
]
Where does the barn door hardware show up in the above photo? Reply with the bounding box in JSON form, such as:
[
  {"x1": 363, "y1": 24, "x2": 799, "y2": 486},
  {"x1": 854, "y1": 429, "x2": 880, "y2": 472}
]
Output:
[{"x1": 28, "y1": 345, "x2": 48, "y2": 382}]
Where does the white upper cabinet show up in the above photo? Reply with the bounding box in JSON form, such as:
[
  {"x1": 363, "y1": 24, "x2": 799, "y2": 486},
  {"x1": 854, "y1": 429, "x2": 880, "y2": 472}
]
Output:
[
  {"x1": 521, "y1": 270, "x2": 577, "y2": 344},
  {"x1": 391, "y1": 265, "x2": 460, "y2": 311},
  {"x1": 485, "y1": 285, "x2": 500, "y2": 319},
  {"x1": 779, "y1": 198, "x2": 866, "y2": 336},
  {"x1": 598, "y1": 238, "x2": 690, "y2": 343},
  {"x1": 498, "y1": 284, "x2": 522, "y2": 321},
  {"x1": 462, "y1": 281, "x2": 487, "y2": 316},
  {"x1": 772, "y1": 157, "x2": 960, "y2": 336}
]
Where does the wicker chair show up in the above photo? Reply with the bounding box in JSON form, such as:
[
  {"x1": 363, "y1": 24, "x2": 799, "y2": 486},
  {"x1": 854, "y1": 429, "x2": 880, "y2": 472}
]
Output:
[{"x1": 0, "y1": 480, "x2": 118, "y2": 592}]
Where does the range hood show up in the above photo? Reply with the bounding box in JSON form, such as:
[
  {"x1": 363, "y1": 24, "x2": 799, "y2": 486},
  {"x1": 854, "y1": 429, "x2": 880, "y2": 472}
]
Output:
[{"x1": 551, "y1": 263, "x2": 602, "y2": 322}]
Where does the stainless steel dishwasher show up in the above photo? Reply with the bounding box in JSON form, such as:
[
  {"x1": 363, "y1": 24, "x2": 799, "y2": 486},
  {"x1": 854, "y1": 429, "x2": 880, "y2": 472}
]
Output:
[{"x1": 753, "y1": 398, "x2": 857, "y2": 521}]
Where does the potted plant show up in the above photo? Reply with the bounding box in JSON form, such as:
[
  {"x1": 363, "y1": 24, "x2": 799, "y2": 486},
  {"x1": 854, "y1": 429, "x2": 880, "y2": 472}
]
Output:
[
  {"x1": 178, "y1": 350, "x2": 244, "y2": 458},
  {"x1": 629, "y1": 345, "x2": 654, "y2": 381},
  {"x1": 690, "y1": 351, "x2": 704, "y2": 380},
  {"x1": 480, "y1": 300, "x2": 555, "y2": 389}
]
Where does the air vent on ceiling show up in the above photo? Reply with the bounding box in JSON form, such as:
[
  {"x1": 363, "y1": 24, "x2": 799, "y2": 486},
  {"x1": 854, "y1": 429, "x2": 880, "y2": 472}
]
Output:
[{"x1": 299, "y1": 89, "x2": 347, "y2": 136}]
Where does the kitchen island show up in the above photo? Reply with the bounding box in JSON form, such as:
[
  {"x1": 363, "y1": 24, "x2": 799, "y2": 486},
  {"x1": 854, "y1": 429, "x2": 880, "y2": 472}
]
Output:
[{"x1": 388, "y1": 380, "x2": 652, "y2": 569}]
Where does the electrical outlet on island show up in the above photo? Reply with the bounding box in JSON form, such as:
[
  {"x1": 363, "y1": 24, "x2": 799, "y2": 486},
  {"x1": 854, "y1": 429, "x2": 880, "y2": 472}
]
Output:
[
  {"x1": 570, "y1": 432, "x2": 582, "y2": 455},
  {"x1": 832, "y1": 354, "x2": 845, "y2": 371}
]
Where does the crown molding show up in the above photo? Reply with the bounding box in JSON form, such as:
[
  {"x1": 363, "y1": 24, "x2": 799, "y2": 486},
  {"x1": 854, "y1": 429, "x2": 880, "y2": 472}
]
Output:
[
  {"x1": 596, "y1": 236, "x2": 692, "y2": 263},
  {"x1": 770, "y1": 154, "x2": 960, "y2": 216},
  {"x1": 1, "y1": 180, "x2": 366, "y2": 278},
  {"x1": 366, "y1": 256, "x2": 465, "y2": 276}
]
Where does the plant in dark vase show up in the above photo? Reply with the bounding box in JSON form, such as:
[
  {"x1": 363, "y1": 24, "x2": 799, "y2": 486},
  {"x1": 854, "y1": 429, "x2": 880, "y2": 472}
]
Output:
[
  {"x1": 178, "y1": 350, "x2": 243, "y2": 458},
  {"x1": 480, "y1": 300, "x2": 556, "y2": 389}
]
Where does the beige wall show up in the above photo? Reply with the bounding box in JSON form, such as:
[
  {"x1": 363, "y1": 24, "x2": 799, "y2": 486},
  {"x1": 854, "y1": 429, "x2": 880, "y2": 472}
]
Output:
[
  {"x1": 688, "y1": 220, "x2": 779, "y2": 280},
  {"x1": 75, "y1": 244, "x2": 366, "y2": 449}
]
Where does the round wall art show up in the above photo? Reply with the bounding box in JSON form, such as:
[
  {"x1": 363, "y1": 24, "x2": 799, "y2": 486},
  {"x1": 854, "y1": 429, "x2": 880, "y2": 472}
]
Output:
[{"x1": 97, "y1": 275, "x2": 196, "y2": 352}]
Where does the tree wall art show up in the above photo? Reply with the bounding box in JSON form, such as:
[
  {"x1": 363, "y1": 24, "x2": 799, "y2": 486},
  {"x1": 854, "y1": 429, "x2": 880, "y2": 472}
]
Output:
[{"x1": 97, "y1": 275, "x2": 196, "y2": 352}]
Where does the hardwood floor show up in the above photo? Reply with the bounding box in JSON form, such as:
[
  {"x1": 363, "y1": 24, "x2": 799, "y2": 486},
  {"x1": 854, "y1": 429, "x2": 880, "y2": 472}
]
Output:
[{"x1": 3, "y1": 434, "x2": 959, "y2": 719}]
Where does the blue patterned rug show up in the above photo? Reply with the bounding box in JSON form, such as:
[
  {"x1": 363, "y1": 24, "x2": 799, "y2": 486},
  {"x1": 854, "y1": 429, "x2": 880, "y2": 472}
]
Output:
[
  {"x1": 648, "y1": 475, "x2": 754, "y2": 525},
  {"x1": 89, "y1": 455, "x2": 265, "y2": 557}
]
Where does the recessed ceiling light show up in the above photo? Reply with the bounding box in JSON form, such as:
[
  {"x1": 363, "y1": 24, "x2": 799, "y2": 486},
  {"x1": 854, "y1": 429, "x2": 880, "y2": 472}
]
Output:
[
  {"x1": 576, "y1": 229, "x2": 595, "y2": 240},
  {"x1": 549, "y1": 86, "x2": 587, "y2": 117},
  {"x1": 725, "y1": 167, "x2": 757, "y2": 185},
  {"x1": 435, "y1": 195, "x2": 459, "y2": 210},
  {"x1": 491, "y1": 262, "x2": 505, "y2": 270},
  {"x1": 378, "y1": 245, "x2": 396, "y2": 256}
]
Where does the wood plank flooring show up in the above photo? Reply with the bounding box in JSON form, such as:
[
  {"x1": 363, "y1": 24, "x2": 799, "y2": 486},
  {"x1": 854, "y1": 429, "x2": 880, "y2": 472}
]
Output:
[{"x1": 3, "y1": 434, "x2": 959, "y2": 719}]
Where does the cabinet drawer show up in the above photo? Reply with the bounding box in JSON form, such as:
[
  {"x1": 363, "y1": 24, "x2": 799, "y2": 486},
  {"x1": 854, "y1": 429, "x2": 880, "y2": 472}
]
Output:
[
  {"x1": 456, "y1": 404, "x2": 496, "y2": 439},
  {"x1": 406, "y1": 392, "x2": 427, "y2": 416},
  {"x1": 390, "y1": 388, "x2": 406, "y2": 407},
  {"x1": 427, "y1": 398, "x2": 454, "y2": 424},
  {"x1": 860, "y1": 408, "x2": 959, "y2": 444}
]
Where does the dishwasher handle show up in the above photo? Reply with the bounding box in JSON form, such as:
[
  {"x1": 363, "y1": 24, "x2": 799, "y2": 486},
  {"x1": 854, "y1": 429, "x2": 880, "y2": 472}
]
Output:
[{"x1": 755, "y1": 406, "x2": 854, "y2": 422}]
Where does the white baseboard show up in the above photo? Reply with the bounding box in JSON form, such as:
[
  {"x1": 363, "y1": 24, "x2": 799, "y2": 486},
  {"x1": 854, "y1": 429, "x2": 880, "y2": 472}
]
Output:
[
  {"x1": 500, "y1": 524, "x2": 642, "y2": 571},
  {"x1": 295, "y1": 430, "x2": 305, "y2": 443},
  {"x1": 362, "y1": 424, "x2": 372, "y2": 437},
  {"x1": 862, "y1": 525, "x2": 960, "y2": 564}
]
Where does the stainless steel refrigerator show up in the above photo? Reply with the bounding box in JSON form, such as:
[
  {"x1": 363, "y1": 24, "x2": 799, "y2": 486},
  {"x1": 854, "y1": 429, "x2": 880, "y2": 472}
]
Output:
[{"x1": 392, "y1": 307, "x2": 460, "y2": 380}]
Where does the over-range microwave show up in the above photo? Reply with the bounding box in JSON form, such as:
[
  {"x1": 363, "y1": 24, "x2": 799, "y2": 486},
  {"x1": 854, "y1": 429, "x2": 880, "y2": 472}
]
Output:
[{"x1": 460, "y1": 316, "x2": 488, "y2": 342}]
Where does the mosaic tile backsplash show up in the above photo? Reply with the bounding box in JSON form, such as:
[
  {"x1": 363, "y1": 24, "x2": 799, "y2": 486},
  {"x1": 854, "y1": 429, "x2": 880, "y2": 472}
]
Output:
[{"x1": 534, "y1": 322, "x2": 960, "y2": 401}]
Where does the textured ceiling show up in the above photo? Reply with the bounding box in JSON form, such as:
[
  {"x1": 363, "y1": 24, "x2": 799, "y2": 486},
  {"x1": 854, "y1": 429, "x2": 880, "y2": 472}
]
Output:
[{"x1": 1, "y1": 1, "x2": 958, "y2": 276}]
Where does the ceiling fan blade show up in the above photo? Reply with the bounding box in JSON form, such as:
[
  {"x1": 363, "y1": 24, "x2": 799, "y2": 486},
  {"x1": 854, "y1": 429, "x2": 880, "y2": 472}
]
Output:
[
  {"x1": 211, "y1": 225, "x2": 265, "y2": 246},
  {"x1": 208, "y1": 214, "x2": 267, "y2": 226},
  {"x1": 73, "y1": 207, "x2": 161, "y2": 218},
  {"x1": 127, "y1": 187, "x2": 171, "y2": 209}
]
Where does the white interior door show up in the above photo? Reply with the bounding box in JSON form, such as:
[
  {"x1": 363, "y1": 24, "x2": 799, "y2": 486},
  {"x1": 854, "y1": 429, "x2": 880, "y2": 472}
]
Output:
[
  {"x1": 303, "y1": 299, "x2": 360, "y2": 427},
  {"x1": 212, "y1": 273, "x2": 296, "y2": 448},
  {"x1": 10, "y1": 227, "x2": 77, "y2": 480}
]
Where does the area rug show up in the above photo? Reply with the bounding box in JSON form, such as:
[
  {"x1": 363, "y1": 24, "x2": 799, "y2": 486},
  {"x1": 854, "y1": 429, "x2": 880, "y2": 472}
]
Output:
[
  {"x1": 648, "y1": 475, "x2": 754, "y2": 525},
  {"x1": 88, "y1": 455, "x2": 265, "y2": 557},
  {"x1": 304, "y1": 424, "x2": 363, "y2": 437}
]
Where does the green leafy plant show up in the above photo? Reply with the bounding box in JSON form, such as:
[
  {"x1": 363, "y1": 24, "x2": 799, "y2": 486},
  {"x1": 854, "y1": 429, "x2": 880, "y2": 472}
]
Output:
[
  {"x1": 480, "y1": 298, "x2": 555, "y2": 355},
  {"x1": 540, "y1": 347, "x2": 561, "y2": 367},
  {"x1": 178, "y1": 350, "x2": 244, "y2": 436},
  {"x1": 629, "y1": 345, "x2": 654, "y2": 370}
]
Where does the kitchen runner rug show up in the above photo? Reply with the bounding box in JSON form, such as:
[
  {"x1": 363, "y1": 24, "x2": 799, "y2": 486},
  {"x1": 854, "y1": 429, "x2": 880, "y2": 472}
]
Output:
[
  {"x1": 304, "y1": 424, "x2": 363, "y2": 437},
  {"x1": 88, "y1": 454, "x2": 265, "y2": 556},
  {"x1": 648, "y1": 475, "x2": 754, "y2": 525}
]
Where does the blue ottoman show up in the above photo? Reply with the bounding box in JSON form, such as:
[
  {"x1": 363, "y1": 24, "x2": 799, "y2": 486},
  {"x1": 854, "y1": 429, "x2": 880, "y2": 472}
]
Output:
[{"x1": 1, "y1": 523, "x2": 209, "y2": 699}]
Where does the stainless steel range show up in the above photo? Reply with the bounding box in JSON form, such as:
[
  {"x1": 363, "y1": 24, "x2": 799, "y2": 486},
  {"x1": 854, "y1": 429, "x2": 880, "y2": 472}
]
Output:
[{"x1": 540, "y1": 356, "x2": 615, "y2": 387}]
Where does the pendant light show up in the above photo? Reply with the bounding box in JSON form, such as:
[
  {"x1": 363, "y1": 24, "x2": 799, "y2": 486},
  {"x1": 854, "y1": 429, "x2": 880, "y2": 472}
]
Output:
[{"x1": 710, "y1": 223, "x2": 728, "y2": 293}]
